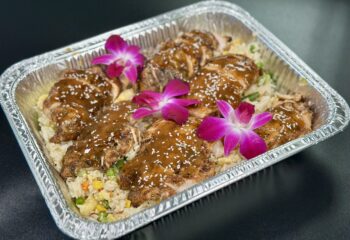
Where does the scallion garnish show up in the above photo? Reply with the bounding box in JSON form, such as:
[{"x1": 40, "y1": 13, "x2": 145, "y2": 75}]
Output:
[
  {"x1": 268, "y1": 71, "x2": 278, "y2": 84},
  {"x1": 256, "y1": 62, "x2": 264, "y2": 69},
  {"x1": 242, "y1": 92, "x2": 260, "y2": 101},
  {"x1": 106, "y1": 168, "x2": 116, "y2": 177},
  {"x1": 249, "y1": 44, "x2": 256, "y2": 53},
  {"x1": 75, "y1": 197, "x2": 85, "y2": 205},
  {"x1": 112, "y1": 156, "x2": 128, "y2": 171},
  {"x1": 101, "y1": 199, "x2": 110, "y2": 209},
  {"x1": 97, "y1": 211, "x2": 108, "y2": 223}
]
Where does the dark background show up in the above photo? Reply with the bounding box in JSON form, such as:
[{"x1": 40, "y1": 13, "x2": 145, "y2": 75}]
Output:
[{"x1": 0, "y1": 0, "x2": 349, "y2": 239}]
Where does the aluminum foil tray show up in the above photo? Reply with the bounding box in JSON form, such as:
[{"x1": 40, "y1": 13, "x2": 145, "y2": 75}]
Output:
[{"x1": 0, "y1": 1, "x2": 349, "y2": 239}]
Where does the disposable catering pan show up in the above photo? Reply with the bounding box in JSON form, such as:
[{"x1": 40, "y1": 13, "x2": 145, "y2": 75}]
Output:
[{"x1": 0, "y1": 1, "x2": 349, "y2": 239}]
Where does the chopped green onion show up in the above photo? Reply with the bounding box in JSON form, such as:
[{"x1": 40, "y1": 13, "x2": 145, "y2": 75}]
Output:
[
  {"x1": 242, "y1": 92, "x2": 260, "y2": 101},
  {"x1": 112, "y1": 156, "x2": 128, "y2": 171},
  {"x1": 249, "y1": 44, "x2": 256, "y2": 53},
  {"x1": 98, "y1": 211, "x2": 108, "y2": 223},
  {"x1": 101, "y1": 200, "x2": 110, "y2": 209},
  {"x1": 114, "y1": 160, "x2": 124, "y2": 170},
  {"x1": 77, "y1": 169, "x2": 87, "y2": 177},
  {"x1": 256, "y1": 62, "x2": 264, "y2": 69},
  {"x1": 106, "y1": 168, "x2": 116, "y2": 177},
  {"x1": 258, "y1": 75, "x2": 266, "y2": 86},
  {"x1": 75, "y1": 197, "x2": 85, "y2": 205},
  {"x1": 268, "y1": 71, "x2": 278, "y2": 84}
]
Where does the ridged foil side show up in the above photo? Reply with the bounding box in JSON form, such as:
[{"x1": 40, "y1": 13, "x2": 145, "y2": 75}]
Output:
[{"x1": 0, "y1": 1, "x2": 349, "y2": 239}]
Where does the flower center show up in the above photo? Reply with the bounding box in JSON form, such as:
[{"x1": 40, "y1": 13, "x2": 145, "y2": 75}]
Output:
[
  {"x1": 116, "y1": 53, "x2": 131, "y2": 66},
  {"x1": 158, "y1": 98, "x2": 169, "y2": 109},
  {"x1": 229, "y1": 113, "x2": 249, "y2": 130}
]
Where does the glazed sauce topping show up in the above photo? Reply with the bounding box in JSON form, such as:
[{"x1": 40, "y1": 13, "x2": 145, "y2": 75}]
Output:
[
  {"x1": 119, "y1": 118, "x2": 213, "y2": 195},
  {"x1": 60, "y1": 101, "x2": 136, "y2": 178},
  {"x1": 150, "y1": 30, "x2": 218, "y2": 79},
  {"x1": 204, "y1": 54, "x2": 259, "y2": 81},
  {"x1": 44, "y1": 69, "x2": 113, "y2": 142},
  {"x1": 188, "y1": 54, "x2": 259, "y2": 109},
  {"x1": 256, "y1": 103, "x2": 308, "y2": 149},
  {"x1": 160, "y1": 30, "x2": 218, "y2": 52},
  {"x1": 46, "y1": 69, "x2": 113, "y2": 118}
]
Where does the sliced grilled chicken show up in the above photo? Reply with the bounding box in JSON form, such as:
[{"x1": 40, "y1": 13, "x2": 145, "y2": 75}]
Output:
[
  {"x1": 119, "y1": 118, "x2": 214, "y2": 207},
  {"x1": 140, "y1": 30, "x2": 219, "y2": 91},
  {"x1": 43, "y1": 67, "x2": 121, "y2": 143},
  {"x1": 60, "y1": 101, "x2": 140, "y2": 179},
  {"x1": 188, "y1": 54, "x2": 259, "y2": 117},
  {"x1": 255, "y1": 96, "x2": 313, "y2": 149}
]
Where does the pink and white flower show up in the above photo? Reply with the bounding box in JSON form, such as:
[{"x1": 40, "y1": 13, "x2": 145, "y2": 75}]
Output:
[
  {"x1": 197, "y1": 100, "x2": 272, "y2": 159},
  {"x1": 132, "y1": 79, "x2": 200, "y2": 124},
  {"x1": 92, "y1": 35, "x2": 144, "y2": 83}
]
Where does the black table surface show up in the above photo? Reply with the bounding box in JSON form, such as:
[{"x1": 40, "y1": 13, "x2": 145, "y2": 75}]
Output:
[{"x1": 1, "y1": 0, "x2": 349, "y2": 239}]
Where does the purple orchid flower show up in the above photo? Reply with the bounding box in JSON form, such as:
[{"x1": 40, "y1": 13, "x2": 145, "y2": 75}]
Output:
[
  {"x1": 92, "y1": 35, "x2": 144, "y2": 84},
  {"x1": 132, "y1": 79, "x2": 200, "y2": 124},
  {"x1": 197, "y1": 100, "x2": 272, "y2": 159}
]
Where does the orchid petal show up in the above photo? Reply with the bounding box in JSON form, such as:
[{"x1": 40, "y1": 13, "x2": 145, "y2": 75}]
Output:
[
  {"x1": 132, "y1": 108, "x2": 158, "y2": 119},
  {"x1": 224, "y1": 131, "x2": 241, "y2": 156},
  {"x1": 170, "y1": 98, "x2": 200, "y2": 107},
  {"x1": 127, "y1": 44, "x2": 141, "y2": 56},
  {"x1": 161, "y1": 102, "x2": 189, "y2": 125},
  {"x1": 105, "y1": 35, "x2": 128, "y2": 53},
  {"x1": 126, "y1": 45, "x2": 141, "y2": 55},
  {"x1": 125, "y1": 46, "x2": 144, "y2": 66},
  {"x1": 250, "y1": 112, "x2": 273, "y2": 130},
  {"x1": 163, "y1": 79, "x2": 190, "y2": 98},
  {"x1": 133, "y1": 53, "x2": 145, "y2": 66},
  {"x1": 124, "y1": 61, "x2": 138, "y2": 83},
  {"x1": 217, "y1": 100, "x2": 234, "y2": 119},
  {"x1": 235, "y1": 102, "x2": 255, "y2": 124},
  {"x1": 132, "y1": 91, "x2": 163, "y2": 108},
  {"x1": 91, "y1": 54, "x2": 115, "y2": 65},
  {"x1": 106, "y1": 63, "x2": 123, "y2": 78},
  {"x1": 197, "y1": 117, "x2": 229, "y2": 142},
  {"x1": 239, "y1": 130, "x2": 267, "y2": 159}
]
